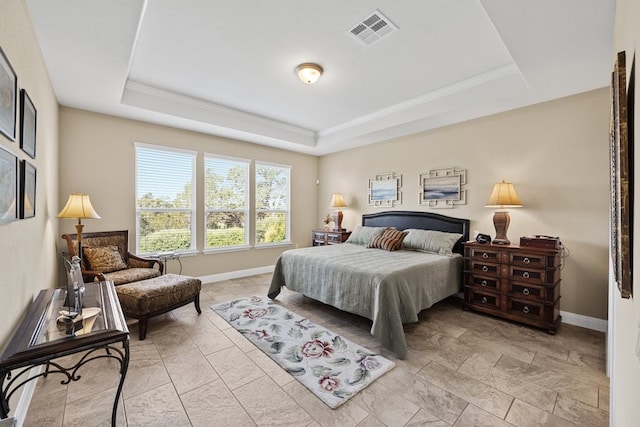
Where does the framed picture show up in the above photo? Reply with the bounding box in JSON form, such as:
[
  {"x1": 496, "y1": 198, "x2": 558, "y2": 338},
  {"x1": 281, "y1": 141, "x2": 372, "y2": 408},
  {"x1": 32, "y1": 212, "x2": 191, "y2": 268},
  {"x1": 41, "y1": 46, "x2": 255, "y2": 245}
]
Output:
[
  {"x1": 419, "y1": 167, "x2": 466, "y2": 208},
  {"x1": 20, "y1": 160, "x2": 36, "y2": 219},
  {"x1": 609, "y1": 50, "x2": 633, "y2": 298},
  {"x1": 0, "y1": 145, "x2": 17, "y2": 223},
  {"x1": 368, "y1": 172, "x2": 402, "y2": 207},
  {"x1": 0, "y1": 46, "x2": 17, "y2": 141},
  {"x1": 20, "y1": 89, "x2": 36, "y2": 158}
]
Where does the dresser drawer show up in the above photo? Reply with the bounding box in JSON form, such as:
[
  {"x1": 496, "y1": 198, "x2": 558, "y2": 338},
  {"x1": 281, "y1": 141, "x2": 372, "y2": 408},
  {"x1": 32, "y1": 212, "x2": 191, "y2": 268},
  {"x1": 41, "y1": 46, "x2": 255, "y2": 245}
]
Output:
[
  {"x1": 506, "y1": 297, "x2": 544, "y2": 322},
  {"x1": 313, "y1": 231, "x2": 326, "y2": 240},
  {"x1": 466, "y1": 274, "x2": 501, "y2": 292},
  {"x1": 505, "y1": 281, "x2": 544, "y2": 301},
  {"x1": 467, "y1": 260, "x2": 500, "y2": 277},
  {"x1": 503, "y1": 265, "x2": 560, "y2": 285},
  {"x1": 326, "y1": 232, "x2": 344, "y2": 243},
  {"x1": 466, "y1": 288, "x2": 501, "y2": 310},
  {"x1": 466, "y1": 246, "x2": 501, "y2": 263}
]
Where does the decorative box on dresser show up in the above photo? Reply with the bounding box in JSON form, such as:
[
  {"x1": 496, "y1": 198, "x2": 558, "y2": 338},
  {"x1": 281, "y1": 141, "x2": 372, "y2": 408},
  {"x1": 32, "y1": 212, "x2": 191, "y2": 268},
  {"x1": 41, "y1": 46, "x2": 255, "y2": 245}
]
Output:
[
  {"x1": 463, "y1": 241, "x2": 562, "y2": 333},
  {"x1": 312, "y1": 229, "x2": 351, "y2": 246}
]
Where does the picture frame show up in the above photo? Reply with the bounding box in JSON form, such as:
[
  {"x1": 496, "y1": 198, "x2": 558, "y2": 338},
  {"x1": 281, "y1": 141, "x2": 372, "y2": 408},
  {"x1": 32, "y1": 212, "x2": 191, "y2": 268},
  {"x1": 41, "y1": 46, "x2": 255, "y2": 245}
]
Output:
[
  {"x1": 368, "y1": 172, "x2": 402, "y2": 207},
  {"x1": 609, "y1": 50, "x2": 633, "y2": 298},
  {"x1": 20, "y1": 89, "x2": 36, "y2": 158},
  {"x1": 0, "y1": 46, "x2": 17, "y2": 142},
  {"x1": 0, "y1": 145, "x2": 18, "y2": 223},
  {"x1": 419, "y1": 167, "x2": 466, "y2": 208},
  {"x1": 19, "y1": 160, "x2": 36, "y2": 219}
]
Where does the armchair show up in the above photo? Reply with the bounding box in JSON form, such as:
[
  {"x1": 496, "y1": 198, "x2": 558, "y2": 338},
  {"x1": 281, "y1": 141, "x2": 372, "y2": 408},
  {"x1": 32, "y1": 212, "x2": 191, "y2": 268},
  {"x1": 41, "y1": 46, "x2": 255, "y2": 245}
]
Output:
[{"x1": 62, "y1": 230, "x2": 163, "y2": 285}]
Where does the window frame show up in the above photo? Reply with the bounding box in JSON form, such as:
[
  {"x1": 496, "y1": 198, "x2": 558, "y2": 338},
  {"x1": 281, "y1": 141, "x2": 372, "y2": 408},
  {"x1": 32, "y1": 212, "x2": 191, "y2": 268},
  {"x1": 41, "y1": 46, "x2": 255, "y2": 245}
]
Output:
[
  {"x1": 134, "y1": 142, "x2": 197, "y2": 255},
  {"x1": 203, "y1": 153, "x2": 251, "y2": 253},
  {"x1": 254, "y1": 160, "x2": 291, "y2": 247}
]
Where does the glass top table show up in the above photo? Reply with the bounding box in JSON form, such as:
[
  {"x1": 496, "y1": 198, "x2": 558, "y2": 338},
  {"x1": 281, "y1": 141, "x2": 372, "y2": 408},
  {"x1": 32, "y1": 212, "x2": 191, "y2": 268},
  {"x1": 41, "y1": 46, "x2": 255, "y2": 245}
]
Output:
[{"x1": 0, "y1": 281, "x2": 129, "y2": 427}]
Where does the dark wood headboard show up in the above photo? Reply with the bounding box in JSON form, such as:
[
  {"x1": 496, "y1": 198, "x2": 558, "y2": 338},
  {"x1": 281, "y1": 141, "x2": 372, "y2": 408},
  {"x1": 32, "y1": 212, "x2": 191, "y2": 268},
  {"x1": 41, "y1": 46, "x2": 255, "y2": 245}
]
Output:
[{"x1": 362, "y1": 210, "x2": 470, "y2": 254}]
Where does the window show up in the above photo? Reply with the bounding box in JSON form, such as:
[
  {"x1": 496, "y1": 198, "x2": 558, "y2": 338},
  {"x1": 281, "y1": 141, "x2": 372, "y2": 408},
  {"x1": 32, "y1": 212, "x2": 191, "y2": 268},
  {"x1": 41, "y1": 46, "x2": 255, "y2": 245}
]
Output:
[
  {"x1": 135, "y1": 143, "x2": 196, "y2": 254},
  {"x1": 204, "y1": 154, "x2": 250, "y2": 250},
  {"x1": 255, "y1": 161, "x2": 290, "y2": 245}
]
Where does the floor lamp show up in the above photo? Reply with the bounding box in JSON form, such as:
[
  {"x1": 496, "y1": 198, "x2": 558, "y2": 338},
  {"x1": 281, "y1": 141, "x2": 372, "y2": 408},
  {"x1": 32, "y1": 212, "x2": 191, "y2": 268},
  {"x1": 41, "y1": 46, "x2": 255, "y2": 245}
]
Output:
[
  {"x1": 57, "y1": 193, "x2": 101, "y2": 258},
  {"x1": 484, "y1": 181, "x2": 522, "y2": 245}
]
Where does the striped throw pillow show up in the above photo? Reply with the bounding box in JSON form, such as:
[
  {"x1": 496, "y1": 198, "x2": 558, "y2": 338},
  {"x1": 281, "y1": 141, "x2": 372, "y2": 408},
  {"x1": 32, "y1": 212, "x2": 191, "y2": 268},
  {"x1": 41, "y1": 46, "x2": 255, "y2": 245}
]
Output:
[{"x1": 368, "y1": 228, "x2": 408, "y2": 251}]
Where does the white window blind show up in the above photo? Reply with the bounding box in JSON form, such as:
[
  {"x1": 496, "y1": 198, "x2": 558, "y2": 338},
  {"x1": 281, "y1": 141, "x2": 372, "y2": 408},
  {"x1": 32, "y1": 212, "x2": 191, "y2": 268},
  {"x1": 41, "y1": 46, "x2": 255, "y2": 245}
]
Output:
[
  {"x1": 204, "y1": 154, "x2": 250, "y2": 249},
  {"x1": 135, "y1": 143, "x2": 196, "y2": 254},
  {"x1": 255, "y1": 161, "x2": 290, "y2": 245}
]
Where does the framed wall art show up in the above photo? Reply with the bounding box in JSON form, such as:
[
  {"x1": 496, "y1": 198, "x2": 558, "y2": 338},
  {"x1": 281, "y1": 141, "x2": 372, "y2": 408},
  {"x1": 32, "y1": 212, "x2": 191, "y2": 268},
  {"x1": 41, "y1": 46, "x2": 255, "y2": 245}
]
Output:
[
  {"x1": 609, "y1": 50, "x2": 633, "y2": 298},
  {"x1": 0, "y1": 145, "x2": 17, "y2": 223},
  {"x1": 419, "y1": 167, "x2": 466, "y2": 208},
  {"x1": 0, "y1": 46, "x2": 17, "y2": 142},
  {"x1": 368, "y1": 172, "x2": 402, "y2": 207},
  {"x1": 20, "y1": 89, "x2": 36, "y2": 158},
  {"x1": 20, "y1": 160, "x2": 36, "y2": 219}
]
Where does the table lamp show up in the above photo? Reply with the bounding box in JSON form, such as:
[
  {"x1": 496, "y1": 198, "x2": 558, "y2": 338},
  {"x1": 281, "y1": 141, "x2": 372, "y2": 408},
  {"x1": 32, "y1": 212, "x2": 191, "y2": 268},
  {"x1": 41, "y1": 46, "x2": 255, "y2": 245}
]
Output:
[
  {"x1": 57, "y1": 193, "x2": 101, "y2": 257},
  {"x1": 484, "y1": 181, "x2": 522, "y2": 245},
  {"x1": 329, "y1": 193, "x2": 347, "y2": 231}
]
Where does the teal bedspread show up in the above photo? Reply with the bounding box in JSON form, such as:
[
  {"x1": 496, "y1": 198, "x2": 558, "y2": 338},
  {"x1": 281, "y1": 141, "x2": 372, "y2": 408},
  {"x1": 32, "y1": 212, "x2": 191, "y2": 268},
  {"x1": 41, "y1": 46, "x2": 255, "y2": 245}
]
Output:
[{"x1": 268, "y1": 243, "x2": 462, "y2": 359}]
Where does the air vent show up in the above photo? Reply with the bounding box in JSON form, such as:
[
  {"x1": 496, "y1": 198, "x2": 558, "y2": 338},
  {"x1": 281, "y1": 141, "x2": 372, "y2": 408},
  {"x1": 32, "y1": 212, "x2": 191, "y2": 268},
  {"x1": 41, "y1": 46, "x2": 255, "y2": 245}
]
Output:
[{"x1": 349, "y1": 10, "x2": 398, "y2": 46}]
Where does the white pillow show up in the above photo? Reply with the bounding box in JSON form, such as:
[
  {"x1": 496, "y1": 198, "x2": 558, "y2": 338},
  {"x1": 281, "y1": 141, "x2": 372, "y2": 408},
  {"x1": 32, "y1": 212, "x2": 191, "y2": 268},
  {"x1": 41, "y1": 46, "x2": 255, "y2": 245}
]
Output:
[
  {"x1": 345, "y1": 226, "x2": 388, "y2": 245},
  {"x1": 402, "y1": 229, "x2": 462, "y2": 256}
]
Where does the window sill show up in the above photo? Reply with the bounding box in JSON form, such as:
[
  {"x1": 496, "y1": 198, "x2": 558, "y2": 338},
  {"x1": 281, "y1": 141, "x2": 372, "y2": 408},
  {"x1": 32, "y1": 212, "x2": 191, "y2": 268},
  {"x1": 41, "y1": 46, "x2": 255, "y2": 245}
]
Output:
[
  {"x1": 202, "y1": 245, "x2": 251, "y2": 255},
  {"x1": 254, "y1": 241, "x2": 293, "y2": 250}
]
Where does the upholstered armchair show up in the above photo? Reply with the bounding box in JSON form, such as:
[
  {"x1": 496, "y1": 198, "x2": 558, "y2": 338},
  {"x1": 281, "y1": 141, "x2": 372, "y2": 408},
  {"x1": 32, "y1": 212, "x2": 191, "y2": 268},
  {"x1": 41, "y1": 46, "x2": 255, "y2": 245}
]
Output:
[{"x1": 62, "y1": 230, "x2": 163, "y2": 285}]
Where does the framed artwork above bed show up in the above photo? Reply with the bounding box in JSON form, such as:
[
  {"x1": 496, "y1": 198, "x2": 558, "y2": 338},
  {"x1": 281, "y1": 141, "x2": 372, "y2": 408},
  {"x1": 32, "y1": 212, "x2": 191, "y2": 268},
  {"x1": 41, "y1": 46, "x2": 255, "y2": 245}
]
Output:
[
  {"x1": 368, "y1": 172, "x2": 401, "y2": 207},
  {"x1": 419, "y1": 167, "x2": 467, "y2": 208}
]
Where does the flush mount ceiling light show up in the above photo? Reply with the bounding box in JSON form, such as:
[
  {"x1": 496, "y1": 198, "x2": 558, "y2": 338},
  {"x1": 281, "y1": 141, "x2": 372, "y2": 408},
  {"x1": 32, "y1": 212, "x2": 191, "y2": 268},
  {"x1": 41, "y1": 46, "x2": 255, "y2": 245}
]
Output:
[{"x1": 295, "y1": 63, "x2": 323, "y2": 84}]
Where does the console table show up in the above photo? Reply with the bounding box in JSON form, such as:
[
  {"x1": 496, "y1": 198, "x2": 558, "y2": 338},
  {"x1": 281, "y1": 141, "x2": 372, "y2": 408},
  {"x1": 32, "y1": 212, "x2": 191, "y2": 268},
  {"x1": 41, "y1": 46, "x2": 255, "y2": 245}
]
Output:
[{"x1": 0, "y1": 281, "x2": 129, "y2": 427}]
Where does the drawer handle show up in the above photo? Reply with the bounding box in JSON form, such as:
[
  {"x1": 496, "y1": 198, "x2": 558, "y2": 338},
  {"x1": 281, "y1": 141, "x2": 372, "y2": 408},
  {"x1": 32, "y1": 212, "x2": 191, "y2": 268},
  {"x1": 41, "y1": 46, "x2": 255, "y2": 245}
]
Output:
[
  {"x1": 523, "y1": 306, "x2": 530, "y2": 314},
  {"x1": 522, "y1": 271, "x2": 530, "y2": 279},
  {"x1": 481, "y1": 280, "x2": 487, "y2": 286},
  {"x1": 482, "y1": 266, "x2": 489, "y2": 272},
  {"x1": 482, "y1": 253, "x2": 489, "y2": 259},
  {"x1": 523, "y1": 288, "x2": 530, "y2": 295},
  {"x1": 481, "y1": 297, "x2": 488, "y2": 304},
  {"x1": 523, "y1": 257, "x2": 530, "y2": 264}
]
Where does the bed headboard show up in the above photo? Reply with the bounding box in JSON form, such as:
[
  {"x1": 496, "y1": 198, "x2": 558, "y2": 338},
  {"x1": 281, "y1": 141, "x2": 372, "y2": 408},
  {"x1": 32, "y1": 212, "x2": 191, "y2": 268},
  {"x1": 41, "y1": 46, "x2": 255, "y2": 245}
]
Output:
[{"x1": 361, "y1": 211, "x2": 470, "y2": 254}]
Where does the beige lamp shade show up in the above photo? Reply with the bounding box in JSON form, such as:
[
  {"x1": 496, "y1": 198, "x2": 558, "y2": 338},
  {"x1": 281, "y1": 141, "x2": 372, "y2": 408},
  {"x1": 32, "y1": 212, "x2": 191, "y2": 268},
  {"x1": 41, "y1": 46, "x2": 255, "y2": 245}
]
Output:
[
  {"x1": 329, "y1": 193, "x2": 348, "y2": 209},
  {"x1": 484, "y1": 181, "x2": 523, "y2": 209},
  {"x1": 57, "y1": 193, "x2": 101, "y2": 219}
]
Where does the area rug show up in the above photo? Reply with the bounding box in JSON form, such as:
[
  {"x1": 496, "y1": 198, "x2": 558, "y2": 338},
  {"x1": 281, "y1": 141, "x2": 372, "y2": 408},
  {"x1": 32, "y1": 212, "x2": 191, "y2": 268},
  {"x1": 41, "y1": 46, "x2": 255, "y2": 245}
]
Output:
[{"x1": 211, "y1": 296, "x2": 395, "y2": 408}]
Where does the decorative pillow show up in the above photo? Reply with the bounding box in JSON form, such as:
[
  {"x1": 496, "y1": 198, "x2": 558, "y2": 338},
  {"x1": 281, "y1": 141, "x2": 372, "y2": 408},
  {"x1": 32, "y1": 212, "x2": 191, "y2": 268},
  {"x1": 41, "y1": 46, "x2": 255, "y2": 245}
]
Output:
[
  {"x1": 83, "y1": 245, "x2": 127, "y2": 273},
  {"x1": 368, "y1": 228, "x2": 408, "y2": 251},
  {"x1": 345, "y1": 226, "x2": 388, "y2": 245},
  {"x1": 402, "y1": 229, "x2": 463, "y2": 256}
]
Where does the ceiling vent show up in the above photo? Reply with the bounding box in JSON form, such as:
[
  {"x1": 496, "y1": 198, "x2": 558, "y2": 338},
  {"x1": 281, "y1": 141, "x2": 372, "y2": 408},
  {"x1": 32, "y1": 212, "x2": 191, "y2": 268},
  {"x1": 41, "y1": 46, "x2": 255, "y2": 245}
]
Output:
[{"x1": 349, "y1": 10, "x2": 398, "y2": 46}]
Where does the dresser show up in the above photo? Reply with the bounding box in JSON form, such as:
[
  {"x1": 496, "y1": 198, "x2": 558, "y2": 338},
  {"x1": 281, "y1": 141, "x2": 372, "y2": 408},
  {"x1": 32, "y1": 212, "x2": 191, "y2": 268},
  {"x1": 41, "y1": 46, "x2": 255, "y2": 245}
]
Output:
[
  {"x1": 312, "y1": 229, "x2": 351, "y2": 246},
  {"x1": 463, "y1": 241, "x2": 562, "y2": 333}
]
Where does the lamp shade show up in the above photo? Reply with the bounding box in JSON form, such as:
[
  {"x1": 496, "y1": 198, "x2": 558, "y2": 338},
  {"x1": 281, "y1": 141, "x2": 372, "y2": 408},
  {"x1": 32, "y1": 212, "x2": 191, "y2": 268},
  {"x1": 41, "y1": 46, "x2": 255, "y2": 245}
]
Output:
[
  {"x1": 296, "y1": 63, "x2": 323, "y2": 84},
  {"x1": 329, "y1": 193, "x2": 348, "y2": 209},
  {"x1": 57, "y1": 193, "x2": 101, "y2": 219},
  {"x1": 484, "y1": 181, "x2": 523, "y2": 208}
]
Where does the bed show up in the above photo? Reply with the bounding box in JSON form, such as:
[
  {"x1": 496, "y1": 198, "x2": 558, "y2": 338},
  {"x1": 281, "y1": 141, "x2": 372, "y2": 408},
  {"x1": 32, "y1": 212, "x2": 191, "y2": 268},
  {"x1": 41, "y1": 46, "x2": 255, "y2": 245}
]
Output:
[{"x1": 268, "y1": 211, "x2": 470, "y2": 359}]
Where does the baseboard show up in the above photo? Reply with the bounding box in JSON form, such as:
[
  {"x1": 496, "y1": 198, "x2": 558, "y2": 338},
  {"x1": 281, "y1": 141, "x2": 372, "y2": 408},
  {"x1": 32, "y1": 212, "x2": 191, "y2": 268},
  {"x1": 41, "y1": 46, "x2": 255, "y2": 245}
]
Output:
[
  {"x1": 560, "y1": 310, "x2": 608, "y2": 332},
  {"x1": 199, "y1": 265, "x2": 275, "y2": 284},
  {"x1": 8, "y1": 365, "x2": 42, "y2": 427}
]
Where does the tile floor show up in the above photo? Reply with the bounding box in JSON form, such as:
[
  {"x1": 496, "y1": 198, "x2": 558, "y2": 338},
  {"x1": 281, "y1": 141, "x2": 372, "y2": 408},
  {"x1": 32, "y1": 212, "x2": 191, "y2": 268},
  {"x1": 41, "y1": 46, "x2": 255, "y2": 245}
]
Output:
[{"x1": 23, "y1": 273, "x2": 609, "y2": 426}]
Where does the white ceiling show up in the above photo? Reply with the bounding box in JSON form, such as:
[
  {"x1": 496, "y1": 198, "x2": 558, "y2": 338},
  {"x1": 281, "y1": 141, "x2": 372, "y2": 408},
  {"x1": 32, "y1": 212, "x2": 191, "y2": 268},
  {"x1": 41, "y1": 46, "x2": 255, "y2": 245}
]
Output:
[{"x1": 25, "y1": 0, "x2": 614, "y2": 156}]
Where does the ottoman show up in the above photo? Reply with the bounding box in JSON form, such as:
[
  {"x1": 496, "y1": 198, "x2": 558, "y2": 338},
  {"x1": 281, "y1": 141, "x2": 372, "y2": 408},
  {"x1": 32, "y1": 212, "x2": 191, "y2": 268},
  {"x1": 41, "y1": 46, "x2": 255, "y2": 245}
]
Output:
[{"x1": 115, "y1": 273, "x2": 202, "y2": 340}]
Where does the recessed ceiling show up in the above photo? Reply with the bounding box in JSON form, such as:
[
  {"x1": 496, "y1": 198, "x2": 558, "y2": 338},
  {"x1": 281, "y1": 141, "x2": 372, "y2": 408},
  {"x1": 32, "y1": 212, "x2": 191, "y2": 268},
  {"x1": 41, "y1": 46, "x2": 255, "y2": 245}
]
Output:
[{"x1": 25, "y1": 0, "x2": 614, "y2": 155}]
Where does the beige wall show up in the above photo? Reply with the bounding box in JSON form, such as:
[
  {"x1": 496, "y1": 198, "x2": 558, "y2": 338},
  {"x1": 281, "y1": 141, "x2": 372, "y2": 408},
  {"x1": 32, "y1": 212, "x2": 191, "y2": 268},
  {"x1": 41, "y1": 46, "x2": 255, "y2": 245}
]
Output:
[
  {"x1": 318, "y1": 88, "x2": 610, "y2": 320},
  {"x1": 610, "y1": 0, "x2": 640, "y2": 424},
  {"x1": 58, "y1": 107, "x2": 318, "y2": 277},
  {"x1": 0, "y1": 1, "x2": 59, "y2": 345}
]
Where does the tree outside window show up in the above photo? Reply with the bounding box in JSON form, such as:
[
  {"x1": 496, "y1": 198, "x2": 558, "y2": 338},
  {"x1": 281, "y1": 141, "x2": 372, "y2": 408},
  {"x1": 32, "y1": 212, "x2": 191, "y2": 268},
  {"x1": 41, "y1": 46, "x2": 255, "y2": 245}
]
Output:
[{"x1": 255, "y1": 162, "x2": 290, "y2": 245}]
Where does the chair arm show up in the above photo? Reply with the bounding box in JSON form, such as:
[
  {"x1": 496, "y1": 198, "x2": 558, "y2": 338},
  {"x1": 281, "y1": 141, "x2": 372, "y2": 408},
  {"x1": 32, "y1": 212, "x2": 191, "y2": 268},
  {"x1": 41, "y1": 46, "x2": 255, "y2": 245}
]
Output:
[
  {"x1": 128, "y1": 253, "x2": 164, "y2": 274},
  {"x1": 82, "y1": 269, "x2": 106, "y2": 283}
]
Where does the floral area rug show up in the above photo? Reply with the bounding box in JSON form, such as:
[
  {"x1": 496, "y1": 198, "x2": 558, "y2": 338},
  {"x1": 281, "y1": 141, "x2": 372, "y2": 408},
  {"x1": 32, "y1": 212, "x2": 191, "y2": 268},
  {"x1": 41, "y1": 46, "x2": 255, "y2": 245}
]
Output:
[{"x1": 211, "y1": 296, "x2": 395, "y2": 409}]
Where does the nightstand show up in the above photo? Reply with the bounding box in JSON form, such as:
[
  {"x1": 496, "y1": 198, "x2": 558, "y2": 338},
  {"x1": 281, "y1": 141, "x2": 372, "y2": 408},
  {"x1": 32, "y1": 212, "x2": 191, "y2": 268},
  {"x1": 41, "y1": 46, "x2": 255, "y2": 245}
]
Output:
[
  {"x1": 462, "y1": 241, "x2": 562, "y2": 333},
  {"x1": 312, "y1": 229, "x2": 351, "y2": 246}
]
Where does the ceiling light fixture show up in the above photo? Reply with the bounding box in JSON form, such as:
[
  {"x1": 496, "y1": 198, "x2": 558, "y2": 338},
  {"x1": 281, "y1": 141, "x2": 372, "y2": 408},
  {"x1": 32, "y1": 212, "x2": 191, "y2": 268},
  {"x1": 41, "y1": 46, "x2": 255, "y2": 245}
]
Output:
[{"x1": 295, "y1": 63, "x2": 323, "y2": 84}]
